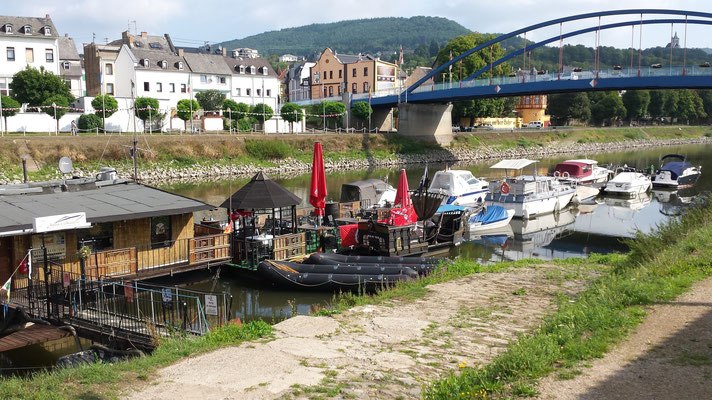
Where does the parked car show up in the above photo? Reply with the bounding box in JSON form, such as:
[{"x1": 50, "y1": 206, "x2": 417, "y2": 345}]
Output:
[
  {"x1": 526, "y1": 121, "x2": 543, "y2": 129},
  {"x1": 452, "y1": 125, "x2": 461, "y2": 132}
]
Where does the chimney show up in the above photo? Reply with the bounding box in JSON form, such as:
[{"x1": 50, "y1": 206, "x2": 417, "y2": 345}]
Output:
[
  {"x1": 178, "y1": 48, "x2": 184, "y2": 56},
  {"x1": 46, "y1": 14, "x2": 50, "y2": 19},
  {"x1": 140, "y1": 31, "x2": 148, "y2": 38}
]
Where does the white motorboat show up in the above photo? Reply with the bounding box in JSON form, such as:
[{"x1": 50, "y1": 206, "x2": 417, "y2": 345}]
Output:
[
  {"x1": 466, "y1": 205, "x2": 515, "y2": 234},
  {"x1": 428, "y1": 168, "x2": 489, "y2": 207},
  {"x1": 604, "y1": 172, "x2": 651, "y2": 197},
  {"x1": 339, "y1": 179, "x2": 396, "y2": 208},
  {"x1": 485, "y1": 159, "x2": 577, "y2": 219},
  {"x1": 651, "y1": 154, "x2": 701, "y2": 188},
  {"x1": 552, "y1": 159, "x2": 612, "y2": 184}
]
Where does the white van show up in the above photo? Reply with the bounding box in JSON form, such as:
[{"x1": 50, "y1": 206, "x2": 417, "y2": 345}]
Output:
[{"x1": 526, "y1": 121, "x2": 543, "y2": 129}]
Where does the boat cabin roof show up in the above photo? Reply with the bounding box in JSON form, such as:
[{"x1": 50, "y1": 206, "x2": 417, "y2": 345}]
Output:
[
  {"x1": 0, "y1": 179, "x2": 213, "y2": 236},
  {"x1": 428, "y1": 170, "x2": 481, "y2": 194},
  {"x1": 340, "y1": 179, "x2": 393, "y2": 204},
  {"x1": 554, "y1": 161, "x2": 592, "y2": 177},
  {"x1": 490, "y1": 159, "x2": 538, "y2": 170},
  {"x1": 564, "y1": 159, "x2": 598, "y2": 165}
]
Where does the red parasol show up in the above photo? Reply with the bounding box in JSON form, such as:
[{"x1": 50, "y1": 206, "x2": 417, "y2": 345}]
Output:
[
  {"x1": 394, "y1": 168, "x2": 411, "y2": 208},
  {"x1": 309, "y1": 141, "x2": 327, "y2": 216}
]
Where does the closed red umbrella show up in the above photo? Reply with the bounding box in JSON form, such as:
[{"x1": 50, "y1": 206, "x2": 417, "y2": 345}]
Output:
[
  {"x1": 309, "y1": 142, "x2": 327, "y2": 218},
  {"x1": 394, "y1": 168, "x2": 411, "y2": 208}
]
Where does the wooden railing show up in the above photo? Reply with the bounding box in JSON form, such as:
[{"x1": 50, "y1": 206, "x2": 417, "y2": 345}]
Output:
[{"x1": 29, "y1": 233, "x2": 232, "y2": 281}]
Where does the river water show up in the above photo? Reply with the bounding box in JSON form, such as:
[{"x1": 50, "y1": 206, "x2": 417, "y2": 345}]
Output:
[{"x1": 159, "y1": 142, "x2": 712, "y2": 323}]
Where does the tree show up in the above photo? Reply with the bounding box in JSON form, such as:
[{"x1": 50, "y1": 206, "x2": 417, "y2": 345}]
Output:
[
  {"x1": 323, "y1": 101, "x2": 346, "y2": 129},
  {"x1": 568, "y1": 93, "x2": 592, "y2": 123},
  {"x1": 133, "y1": 97, "x2": 164, "y2": 132},
  {"x1": 280, "y1": 102, "x2": 302, "y2": 133},
  {"x1": 648, "y1": 90, "x2": 666, "y2": 119},
  {"x1": 176, "y1": 99, "x2": 199, "y2": 122},
  {"x1": 589, "y1": 92, "x2": 626, "y2": 126},
  {"x1": 351, "y1": 101, "x2": 372, "y2": 128},
  {"x1": 222, "y1": 99, "x2": 240, "y2": 121},
  {"x1": 195, "y1": 89, "x2": 225, "y2": 114},
  {"x1": 252, "y1": 103, "x2": 274, "y2": 131},
  {"x1": 674, "y1": 89, "x2": 706, "y2": 124},
  {"x1": 10, "y1": 66, "x2": 74, "y2": 106},
  {"x1": 78, "y1": 114, "x2": 102, "y2": 131},
  {"x1": 91, "y1": 94, "x2": 119, "y2": 130},
  {"x1": 42, "y1": 95, "x2": 69, "y2": 133},
  {"x1": 0, "y1": 95, "x2": 20, "y2": 133},
  {"x1": 622, "y1": 90, "x2": 650, "y2": 123},
  {"x1": 232, "y1": 102, "x2": 251, "y2": 120}
]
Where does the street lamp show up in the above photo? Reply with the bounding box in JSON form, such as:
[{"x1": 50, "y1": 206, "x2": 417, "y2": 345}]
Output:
[
  {"x1": 52, "y1": 102, "x2": 57, "y2": 135},
  {"x1": 227, "y1": 107, "x2": 232, "y2": 134},
  {"x1": 147, "y1": 105, "x2": 152, "y2": 135},
  {"x1": 0, "y1": 93, "x2": 4, "y2": 136}
]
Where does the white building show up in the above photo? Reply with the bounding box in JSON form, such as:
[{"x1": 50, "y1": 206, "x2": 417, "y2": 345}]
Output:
[
  {"x1": 286, "y1": 62, "x2": 315, "y2": 102},
  {"x1": 232, "y1": 48, "x2": 259, "y2": 59},
  {"x1": 58, "y1": 35, "x2": 84, "y2": 98},
  {"x1": 279, "y1": 54, "x2": 299, "y2": 63},
  {"x1": 223, "y1": 54, "x2": 279, "y2": 110},
  {"x1": 0, "y1": 14, "x2": 59, "y2": 96}
]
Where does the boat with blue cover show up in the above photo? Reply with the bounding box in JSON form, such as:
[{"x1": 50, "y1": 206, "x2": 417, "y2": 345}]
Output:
[
  {"x1": 651, "y1": 154, "x2": 701, "y2": 188},
  {"x1": 466, "y1": 205, "x2": 515, "y2": 234}
]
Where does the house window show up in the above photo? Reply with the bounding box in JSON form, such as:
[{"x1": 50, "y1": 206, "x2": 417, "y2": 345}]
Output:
[
  {"x1": 180, "y1": 83, "x2": 186, "y2": 93},
  {"x1": 239, "y1": 65, "x2": 245, "y2": 74},
  {"x1": 160, "y1": 60, "x2": 167, "y2": 69},
  {"x1": 363, "y1": 67, "x2": 368, "y2": 76},
  {"x1": 328, "y1": 86, "x2": 333, "y2": 96},
  {"x1": 143, "y1": 59, "x2": 149, "y2": 67},
  {"x1": 246, "y1": 88, "x2": 251, "y2": 96},
  {"x1": 43, "y1": 26, "x2": 51, "y2": 36},
  {"x1": 323, "y1": 87, "x2": 327, "y2": 98},
  {"x1": 266, "y1": 89, "x2": 271, "y2": 97},
  {"x1": 106, "y1": 83, "x2": 114, "y2": 95},
  {"x1": 250, "y1": 66, "x2": 256, "y2": 74},
  {"x1": 352, "y1": 83, "x2": 357, "y2": 93},
  {"x1": 62, "y1": 61, "x2": 70, "y2": 70},
  {"x1": 77, "y1": 222, "x2": 114, "y2": 252},
  {"x1": 45, "y1": 49, "x2": 53, "y2": 62},
  {"x1": 23, "y1": 25, "x2": 31, "y2": 35},
  {"x1": 177, "y1": 61, "x2": 184, "y2": 70},
  {"x1": 169, "y1": 83, "x2": 175, "y2": 93},
  {"x1": 6, "y1": 47, "x2": 15, "y2": 61},
  {"x1": 219, "y1": 76, "x2": 226, "y2": 84},
  {"x1": 150, "y1": 216, "x2": 172, "y2": 249},
  {"x1": 352, "y1": 68, "x2": 356, "y2": 77},
  {"x1": 338, "y1": 70, "x2": 342, "y2": 79},
  {"x1": 4, "y1": 24, "x2": 12, "y2": 34},
  {"x1": 156, "y1": 82, "x2": 163, "y2": 92},
  {"x1": 235, "y1": 88, "x2": 241, "y2": 96},
  {"x1": 363, "y1": 82, "x2": 369, "y2": 93},
  {"x1": 105, "y1": 63, "x2": 113, "y2": 75},
  {"x1": 256, "y1": 89, "x2": 261, "y2": 96},
  {"x1": 328, "y1": 71, "x2": 332, "y2": 79},
  {"x1": 200, "y1": 75, "x2": 207, "y2": 83},
  {"x1": 262, "y1": 67, "x2": 268, "y2": 76},
  {"x1": 25, "y1": 48, "x2": 34, "y2": 63},
  {"x1": 143, "y1": 82, "x2": 150, "y2": 91}
]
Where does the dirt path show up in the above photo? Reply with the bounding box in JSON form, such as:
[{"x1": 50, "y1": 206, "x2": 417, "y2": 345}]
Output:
[
  {"x1": 125, "y1": 264, "x2": 597, "y2": 399},
  {"x1": 536, "y1": 276, "x2": 712, "y2": 400}
]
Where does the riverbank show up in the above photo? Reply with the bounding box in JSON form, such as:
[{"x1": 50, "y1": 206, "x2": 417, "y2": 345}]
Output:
[{"x1": 1, "y1": 126, "x2": 710, "y2": 184}]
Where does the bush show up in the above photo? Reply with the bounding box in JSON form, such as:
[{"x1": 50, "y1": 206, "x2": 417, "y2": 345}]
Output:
[
  {"x1": 244, "y1": 139, "x2": 293, "y2": 160},
  {"x1": 77, "y1": 114, "x2": 102, "y2": 131}
]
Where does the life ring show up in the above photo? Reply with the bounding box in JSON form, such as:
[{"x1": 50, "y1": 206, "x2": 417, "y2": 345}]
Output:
[
  {"x1": 553, "y1": 171, "x2": 561, "y2": 177},
  {"x1": 500, "y1": 181, "x2": 510, "y2": 195},
  {"x1": 562, "y1": 171, "x2": 570, "y2": 179}
]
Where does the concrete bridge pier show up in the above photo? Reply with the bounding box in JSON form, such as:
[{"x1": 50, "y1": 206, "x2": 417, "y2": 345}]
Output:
[{"x1": 397, "y1": 103, "x2": 454, "y2": 146}]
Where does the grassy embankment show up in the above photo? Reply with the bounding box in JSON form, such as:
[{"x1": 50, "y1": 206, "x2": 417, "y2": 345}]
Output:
[
  {"x1": 1, "y1": 126, "x2": 708, "y2": 182},
  {"x1": 2, "y1": 199, "x2": 710, "y2": 399}
]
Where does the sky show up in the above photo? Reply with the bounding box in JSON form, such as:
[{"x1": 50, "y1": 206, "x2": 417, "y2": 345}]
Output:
[{"x1": 4, "y1": 0, "x2": 712, "y2": 52}]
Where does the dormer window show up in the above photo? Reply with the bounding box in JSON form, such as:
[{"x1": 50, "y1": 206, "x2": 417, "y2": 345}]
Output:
[
  {"x1": 143, "y1": 58, "x2": 149, "y2": 67},
  {"x1": 250, "y1": 66, "x2": 256, "y2": 75},
  {"x1": 23, "y1": 25, "x2": 31, "y2": 35},
  {"x1": 262, "y1": 67, "x2": 268, "y2": 75},
  {"x1": 62, "y1": 61, "x2": 70, "y2": 70},
  {"x1": 238, "y1": 65, "x2": 245, "y2": 74},
  {"x1": 160, "y1": 60, "x2": 167, "y2": 69},
  {"x1": 43, "y1": 26, "x2": 51, "y2": 36},
  {"x1": 176, "y1": 61, "x2": 184, "y2": 70},
  {"x1": 3, "y1": 24, "x2": 13, "y2": 34}
]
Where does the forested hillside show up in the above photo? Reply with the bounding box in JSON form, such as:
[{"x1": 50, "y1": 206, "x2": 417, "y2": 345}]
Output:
[{"x1": 219, "y1": 16, "x2": 470, "y2": 58}]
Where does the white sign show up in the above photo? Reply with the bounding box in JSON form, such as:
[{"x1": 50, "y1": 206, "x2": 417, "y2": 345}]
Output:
[
  {"x1": 33, "y1": 212, "x2": 91, "y2": 233},
  {"x1": 204, "y1": 294, "x2": 218, "y2": 316}
]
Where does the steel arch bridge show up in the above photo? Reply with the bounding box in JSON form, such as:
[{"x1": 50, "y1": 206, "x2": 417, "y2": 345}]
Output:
[{"x1": 361, "y1": 9, "x2": 712, "y2": 108}]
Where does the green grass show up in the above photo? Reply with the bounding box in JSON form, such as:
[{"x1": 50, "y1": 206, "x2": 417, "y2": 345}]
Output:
[
  {"x1": 423, "y1": 199, "x2": 712, "y2": 400},
  {"x1": 0, "y1": 321, "x2": 272, "y2": 400},
  {"x1": 244, "y1": 139, "x2": 294, "y2": 160}
]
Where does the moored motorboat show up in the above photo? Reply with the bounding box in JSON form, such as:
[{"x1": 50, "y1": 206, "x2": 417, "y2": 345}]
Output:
[
  {"x1": 485, "y1": 159, "x2": 577, "y2": 219},
  {"x1": 428, "y1": 168, "x2": 489, "y2": 207},
  {"x1": 466, "y1": 205, "x2": 515, "y2": 234},
  {"x1": 604, "y1": 171, "x2": 651, "y2": 197},
  {"x1": 651, "y1": 154, "x2": 701, "y2": 188},
  {"x1": 340, "y1": 179, "x2": 396, "y2": 208},
  {"x1": 552, "y1": 159, "x2": 612, "y2": 184}
]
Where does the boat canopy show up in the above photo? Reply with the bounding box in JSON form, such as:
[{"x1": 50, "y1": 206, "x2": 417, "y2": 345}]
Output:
[
  {"x1": 659, "y1": 161, "x2": 692, "y2": 179},
  {"x1": 490, "y1": 159, "x2": 537, "y2": 170},
  {"x1": 661, "y1": 154, "x2": 686, "y2": 163},
  {"x1": 340, "y1": 179, "x2": 393, "y2": 205},
  {"x1": 554, "y1": 161, "x2": 591, "y2": 177},
  {"x1": 471, "y1": 205, "x2": 510, "y2": 224},
  {"x1": 428, "y1": 170, "x2": 482, "y2": 195}
]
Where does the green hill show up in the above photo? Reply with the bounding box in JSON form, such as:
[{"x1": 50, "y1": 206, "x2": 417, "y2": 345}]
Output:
[{"x1": 219, "y1": 16, "x2": 471, "y2": 58}]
